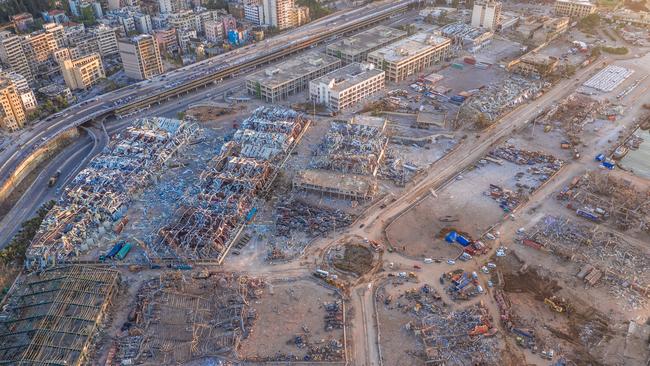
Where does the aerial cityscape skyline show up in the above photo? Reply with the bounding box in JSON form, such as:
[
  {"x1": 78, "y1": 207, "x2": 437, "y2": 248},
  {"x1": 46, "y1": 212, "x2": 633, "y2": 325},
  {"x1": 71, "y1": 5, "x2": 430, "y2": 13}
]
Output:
[{"x1": 0, "y1": 0, "x2": 649, "y2": 364}]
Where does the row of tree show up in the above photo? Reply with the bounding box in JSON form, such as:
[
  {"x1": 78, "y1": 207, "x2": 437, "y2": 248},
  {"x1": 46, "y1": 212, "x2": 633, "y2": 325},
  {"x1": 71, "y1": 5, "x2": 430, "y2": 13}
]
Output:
[{"x1": 0, "y1": 0, "x2": 53, "y2": 23}]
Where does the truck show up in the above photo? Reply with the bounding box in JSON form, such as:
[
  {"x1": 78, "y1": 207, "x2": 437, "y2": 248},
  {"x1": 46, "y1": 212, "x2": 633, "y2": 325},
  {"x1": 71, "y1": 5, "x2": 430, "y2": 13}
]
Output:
[
  {"x1": 245, "y1": 207, "x2": 257, "y2": 222},
  {"x1": 99, "y1": 241, "x2": 124, "y2": 261},
  {"x1": 314, "y1": 269, "x2": 329, "y2": 279},
  {"x1": 576, "y1": 209, "x2": 600, "y2": 222},
  {"x1": 115, "y1": 242, "x2": 132, "y2": 260},
  {"x1": 48, "y1": 170, "x2": 61, "y2": 187}
]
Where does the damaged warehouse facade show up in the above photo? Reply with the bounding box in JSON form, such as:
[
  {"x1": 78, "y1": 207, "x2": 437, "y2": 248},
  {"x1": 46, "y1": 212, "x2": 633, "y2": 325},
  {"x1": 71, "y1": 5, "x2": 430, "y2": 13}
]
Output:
[
  {"x1": 25, "y1": 118, "x2": 197, "y2": 269},
  {"x1": 153, "y1": 106, "x2": 310, "y2": 262},
  {"x1": 0, "y1": 266, "x2": 120, "y2": 365},
  {"x1": 293, "y1": 116, "x2": 387, "y2": 200}
]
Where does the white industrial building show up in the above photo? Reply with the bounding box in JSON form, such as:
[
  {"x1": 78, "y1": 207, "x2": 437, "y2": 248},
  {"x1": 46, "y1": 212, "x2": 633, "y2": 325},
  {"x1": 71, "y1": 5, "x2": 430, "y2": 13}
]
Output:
[{"x1": 309, "y1": 62, "x2": 385, "y2": 111}]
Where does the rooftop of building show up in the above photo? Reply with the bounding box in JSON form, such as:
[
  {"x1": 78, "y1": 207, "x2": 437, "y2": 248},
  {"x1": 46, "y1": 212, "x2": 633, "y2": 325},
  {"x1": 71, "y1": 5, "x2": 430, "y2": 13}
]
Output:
[
  {"x1": 295, "y1": 169, "x2": 376, "y2": 197},
  {"x1": 555, "y1": 0, "x2": 595, "y2": 5},
  {"x1": 120, "y1": 34, "x2": 154, "y2": 44},
  {"x1": 520, "y1": 53, "x2": 558, "y2": 65},
  {"x1": 368, "y1": 32, "x2": 450, "y2": 63},
  {"x1": 246, "y1": 51, "x2": 340, "y2": 88},
  {"x1": 311, "y1": 62, "x2": 384, "y2": 92},
  {"x1": 0, "y1": 77, "x2": 13, "y2": 89},
  {"x1": 326, "y1": 25, "x2": 407, "y2": 56},
  {"x1": 441, "y1": 22, "x2": 493, "y2": 40}
]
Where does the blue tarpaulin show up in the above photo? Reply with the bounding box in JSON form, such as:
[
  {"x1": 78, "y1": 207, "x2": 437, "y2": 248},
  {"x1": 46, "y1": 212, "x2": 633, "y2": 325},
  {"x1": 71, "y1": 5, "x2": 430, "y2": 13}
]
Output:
[{"x1": 445, "y1": 231, "x2": 457, "y2": 243}]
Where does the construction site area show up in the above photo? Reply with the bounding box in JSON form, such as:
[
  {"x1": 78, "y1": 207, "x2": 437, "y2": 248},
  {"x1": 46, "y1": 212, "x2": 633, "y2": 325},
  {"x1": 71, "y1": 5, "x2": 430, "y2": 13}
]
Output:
[
  {"x1": 3, "y1": 3, "x2": 650, "y2": 365},
  {"x1": 376, "y1": 279, "x2": 501, "y2": 365},
  {"x1": 386, "y1": 141, "x2": 564, "y2": 260}
]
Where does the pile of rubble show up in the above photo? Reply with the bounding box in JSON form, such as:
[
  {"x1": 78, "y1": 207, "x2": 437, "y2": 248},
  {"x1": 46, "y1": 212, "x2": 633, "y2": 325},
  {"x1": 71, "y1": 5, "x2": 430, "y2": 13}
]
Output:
[
  {"x1": 411, "y1": 302, "x2": 499, "y2": 364},
  {"x1": 443, "y1": 269, "x2": 484, "y2": 301},
  {"x1": 460, "y1": 77, "x2": 546, "y2": 127},
  {"x1": 541, "y1": 94, "x2": 600, "y2": 147},
  {"x1": 324, "y1": 301, "x2": 343, "y2": 331},
  {"x1": 377, "y1": 148, "x2": 419, "y2": 185},
  {"x1": 152, "y1": 107, "x2": 309, "y2": 261},
  {"x1": 526, "y1": 215, "x2": 650, "y2": 309},
  {"x1": 310, "y1": 120, "x2": 388, "y2": 176},
  {"x1": 275, "y1": 199, "x2": 355, "y2": 237},
  {"x1": 110, "y1": 272, "x2": 266, "y2": 365},
  {"x1": 557, "y1": 171, "x2": 649, "y2": 232},
  {"x1": 486, "y1": 184, "x2": 524, "y2": 212},
  {"x1": 490, "y1": 144, "x2": 564, "y2": 186},
  {"x1": 26, "y1": 118, "x2": 198, "y2": 269}
]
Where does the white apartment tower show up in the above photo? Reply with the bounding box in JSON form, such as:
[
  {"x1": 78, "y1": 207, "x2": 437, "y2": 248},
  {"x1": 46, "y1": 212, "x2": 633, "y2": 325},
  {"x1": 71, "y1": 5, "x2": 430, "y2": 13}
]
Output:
[
  {"x1": 91, "y1": 25, "x2": 119, "y2": 57},
  {"x1": 0, "y1": 31, "x2": 33, "y2": 83},
  {"x1": 118, "y1": 35, "x2": 164, "y2": 80},
  {"x1": 471, "y1": 0, "x2": 502, "y2": 30}
]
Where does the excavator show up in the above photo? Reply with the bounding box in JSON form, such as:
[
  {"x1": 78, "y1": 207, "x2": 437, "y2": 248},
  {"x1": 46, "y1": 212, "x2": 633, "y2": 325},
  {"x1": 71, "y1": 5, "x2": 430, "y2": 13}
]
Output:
[{"x1": 544, "y1": 296, "x2": 571, "y2": 313}]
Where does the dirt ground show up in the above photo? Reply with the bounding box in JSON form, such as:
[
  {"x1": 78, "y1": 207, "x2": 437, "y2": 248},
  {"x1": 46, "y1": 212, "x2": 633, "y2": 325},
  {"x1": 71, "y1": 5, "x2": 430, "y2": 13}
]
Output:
[
  {"x1": 185, "y1": 104, "x2": 240, "y2": 123},
  {"x1": 387, "y1": 155, "x2": 547, "y2": 260},
  {"x1": 239, "y1": 279, "x2": 345, "y2": 362},
  {"x1": 331, "y1": 244, "x2": 375, "y2": 276},
  {"x1": 375, "y1": 280, "x2": 427, "y2": 366},
  {"x1": 492, "y1": 251, "x2": 625, "y2": 366}
]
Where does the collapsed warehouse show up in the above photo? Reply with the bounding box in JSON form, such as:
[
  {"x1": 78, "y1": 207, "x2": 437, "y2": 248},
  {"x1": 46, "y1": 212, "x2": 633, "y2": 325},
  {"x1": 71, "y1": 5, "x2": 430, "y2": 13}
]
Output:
[
  {"x1": 557, "y1": 171, "x2": 650, "y2": 232},
  {"x1": 109, "y1": 272, "x2": 265, "y2": 365},
  {"x1": 459, "y1": 77, "x2": 546, "y2": 128},
  {"x1": 152, "y1": 106, "x2": 310, "y2": 261},
  {"x1": 25, "y1": 118, "x2": 197, "y2": 269},
  {"x1": 0, "y1": 266, "x2": 120, "y2": 365},
  {"x1": 525, "y1": 215, "x2": 650, "y2": 309},
  {"x1": 293, "y1": 116, "x2": 388, "y2": 200}
]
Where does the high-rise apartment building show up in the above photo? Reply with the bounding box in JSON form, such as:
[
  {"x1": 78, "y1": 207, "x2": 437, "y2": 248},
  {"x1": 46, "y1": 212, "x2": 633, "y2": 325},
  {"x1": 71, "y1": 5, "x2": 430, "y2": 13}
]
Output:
[
  {"x1": 2, "y1": 72, "x2": 37, "y2": 111},
  {"x1": 244, "y1": 0, "x2": 265, "y2": 25},
  {"x1": 554, "y1": 0, "x2": 596, "y2": 18},
  {"x1": 22, "y1": 31, "x2": 59, "y2": 75},
  {"x1": 0, "y1": 31, "x2": 33, "y2": 83},
  {"x1": 43, "y1": 23, "x2": 66, "y2": 48},
  {"x1": 61, "y1": 53, "x2": 106, "y2": 90},
  {"x1": 118, "y1": 35, "x2": 163, "y2": 80},
  {"x1": 204, "y1": 20, "x2": 223, "y2": 43},
  {"x1": 262, "y1": 0, "x2": 309, "y2": 30},
  {"x1": 0, "y1": 77, "x2": 27, "y2": 132},
  {"x1": 471, "y1": 0, "x2": 502, "y2": 30},
  {"x1": 91, "y1": 25, "x2": 119, "y2": 57},
  {"x1": 159, "y1": 0, "x2": 185, "y2": 13}
]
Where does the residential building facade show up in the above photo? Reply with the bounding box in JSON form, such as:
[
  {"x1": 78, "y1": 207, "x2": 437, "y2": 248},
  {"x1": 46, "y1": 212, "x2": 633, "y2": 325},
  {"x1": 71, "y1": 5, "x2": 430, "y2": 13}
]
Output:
[
  {"x1": 554, "y1": 0, "x2": 596, "y2": 18},
  {"x1": 61, "y1": 53, "x2": 106, "y2": 90},
  {"x1": 0, "y1": 77, "x2": 27, "y2": 131},
  {"x1": 309, "y1": 62, "x2": 385, "y2": 111},
  {"x1": 471, "y1": 0, "x2": 502, "y2": 30},
  {"x1": 118, "y1": 35, "x2": 164, "y2": 80}
]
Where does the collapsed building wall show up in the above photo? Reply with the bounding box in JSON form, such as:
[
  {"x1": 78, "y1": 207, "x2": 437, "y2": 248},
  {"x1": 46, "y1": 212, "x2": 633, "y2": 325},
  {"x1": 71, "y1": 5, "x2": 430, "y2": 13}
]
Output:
[
  {"x1": 25, "y1": 117, "x2": 197, "y2": 269},
  {"x1": 151, "y1": 106, "x2": 310, "y2": 261},
  {"x1": 0, "y1": 265, "x2": 120, "y2": 365}
]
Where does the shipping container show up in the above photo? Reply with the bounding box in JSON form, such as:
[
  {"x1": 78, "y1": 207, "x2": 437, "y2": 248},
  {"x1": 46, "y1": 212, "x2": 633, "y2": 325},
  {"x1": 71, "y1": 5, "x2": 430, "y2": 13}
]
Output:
[
  {"x1": 522, "y1": 239, "x2": 543, "y2": 250},
  {"x1": 463, "y1": 57, "x2": 476, "y2": 65},
  {"x1": 451, "y1": 63, "x2": 464, "y2": 69},
  {"x1": 456, "y1": 235, "x2": 470, "y2": 246},
  {"x1": 245, "y1": 207, "x2": 257, "y2": 222},
  {"x1": 100, "y1": 241, "x2": 124, "y2": 261},
  {"x1": 115, "y1": 242, "x2": 132, "y2": 260},
  {"x1": 594, "y1": 153, "x2": 605, "y2": 162},
  {"x1": 576, "y1": 209, "x2": 600, "y2": 222}
]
